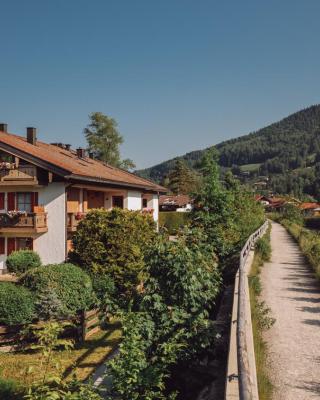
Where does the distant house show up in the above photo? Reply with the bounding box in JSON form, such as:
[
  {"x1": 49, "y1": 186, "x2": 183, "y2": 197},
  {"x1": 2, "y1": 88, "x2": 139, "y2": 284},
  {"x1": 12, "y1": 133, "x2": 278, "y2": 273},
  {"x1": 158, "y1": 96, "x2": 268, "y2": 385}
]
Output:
[
  {"x1": 255, "y1": 195, "x2": 287, "y2": 211},
  {"x1": 299, "y1": 202, "x2": 320, "y2": 217},
  {"x1": 159, "y1": 195, "x2": 193, "y2": 212}
]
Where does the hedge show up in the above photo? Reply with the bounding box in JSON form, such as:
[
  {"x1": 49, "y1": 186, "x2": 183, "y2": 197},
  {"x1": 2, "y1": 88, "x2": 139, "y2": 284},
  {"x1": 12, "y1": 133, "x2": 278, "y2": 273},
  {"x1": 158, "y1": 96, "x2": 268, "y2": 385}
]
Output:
[
  {"x1": 159, "y1": 211, "x2": 190, "y2": 234},
  {"x1": 0, "y1": 282, "x2": 35, "y2": 326},
  {"x1": 20, "y1": 263, "x2": 95, "y2": 318},
  {"x1": 70, "y1": 208, "x2": 156, "y2": 301},
  {"x1": 6, "y1": 250, "x2": 41, "y2": 275}
]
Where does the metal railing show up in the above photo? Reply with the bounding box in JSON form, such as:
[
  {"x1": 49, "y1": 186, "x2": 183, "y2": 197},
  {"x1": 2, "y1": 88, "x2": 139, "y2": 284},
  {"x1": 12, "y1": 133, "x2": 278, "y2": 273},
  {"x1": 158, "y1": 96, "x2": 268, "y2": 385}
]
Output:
[
  {"x1": 226, "y1": 220, "x2": 269, "y2": 400},
  {"x1": 237, "y1": 220, "x2": 268, "y2": 400}
]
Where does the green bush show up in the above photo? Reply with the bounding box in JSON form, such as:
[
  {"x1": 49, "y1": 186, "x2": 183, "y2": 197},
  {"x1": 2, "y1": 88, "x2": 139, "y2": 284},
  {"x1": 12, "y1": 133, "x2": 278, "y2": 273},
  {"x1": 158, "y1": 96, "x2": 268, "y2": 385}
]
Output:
[
  {"x1": 0, "y1": 282, "x2": 35, "y2": 326},
  {"x1": 0, "y1": 377, "x2": 23, "y2": 400},
  {"x1": 20, "y1": 263, "x2": 95, "y2": 318},
  {"x1": 159, "y1": 212, "x2": 190, "y2": 234},
  {"x1": 6, "y1": 250, "x2": 41, "y2": 275},
  {"x1": 70, "y1": 209, "x2": 156, "y2": 301}
]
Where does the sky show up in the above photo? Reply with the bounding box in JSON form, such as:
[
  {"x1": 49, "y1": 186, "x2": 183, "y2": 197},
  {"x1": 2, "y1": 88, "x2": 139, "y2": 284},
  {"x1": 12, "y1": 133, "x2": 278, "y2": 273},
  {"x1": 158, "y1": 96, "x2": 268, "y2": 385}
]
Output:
[{"x1": 1, "y1": 1, "x2": 320, "y2": 169}]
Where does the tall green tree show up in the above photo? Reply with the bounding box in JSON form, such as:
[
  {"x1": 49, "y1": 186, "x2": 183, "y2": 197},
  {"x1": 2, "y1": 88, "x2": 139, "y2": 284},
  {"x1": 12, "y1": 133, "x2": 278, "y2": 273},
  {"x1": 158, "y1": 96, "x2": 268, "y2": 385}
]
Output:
[
  {"x1": 84, "y1": 112, "x2": 135, "y2": 170},
  {"x1": 167, "y1": 159, "x2": 200, "y2": 194}
]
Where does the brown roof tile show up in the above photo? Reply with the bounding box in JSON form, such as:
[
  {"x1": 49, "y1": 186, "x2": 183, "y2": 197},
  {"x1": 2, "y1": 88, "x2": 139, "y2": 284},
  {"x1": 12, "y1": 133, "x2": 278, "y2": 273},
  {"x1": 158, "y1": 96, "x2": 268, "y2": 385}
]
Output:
[{"x1": 0, "y1": 130, "x2": 166, "y2": 192}]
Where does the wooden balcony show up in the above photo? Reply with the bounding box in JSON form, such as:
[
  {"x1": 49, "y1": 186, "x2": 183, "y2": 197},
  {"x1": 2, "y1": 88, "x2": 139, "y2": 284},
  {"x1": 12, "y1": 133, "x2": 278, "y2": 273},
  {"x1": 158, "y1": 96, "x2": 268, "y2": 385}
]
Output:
[
  {"x1": 67, "y1": 212, "x2": 87, "y2": 232},
  {"x1": 0, "y1": 166, "x2": 38, "y2": 185},
  {"x1": 0, "y1": 212, "x2": 48, "y2": 234}
]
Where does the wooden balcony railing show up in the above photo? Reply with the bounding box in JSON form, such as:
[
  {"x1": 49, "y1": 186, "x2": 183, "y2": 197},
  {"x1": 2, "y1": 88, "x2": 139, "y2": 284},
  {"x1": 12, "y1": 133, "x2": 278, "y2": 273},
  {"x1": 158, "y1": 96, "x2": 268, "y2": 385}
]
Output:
[
  {"x1": 0, "y1": 212, "x2": 48, "y2": 233},
  {"x1": 67, "y1": 212, "x2": 87, "y2": 232},
  {"x1": 0, "y1": 166, "x2": 38, "y2": 184}
]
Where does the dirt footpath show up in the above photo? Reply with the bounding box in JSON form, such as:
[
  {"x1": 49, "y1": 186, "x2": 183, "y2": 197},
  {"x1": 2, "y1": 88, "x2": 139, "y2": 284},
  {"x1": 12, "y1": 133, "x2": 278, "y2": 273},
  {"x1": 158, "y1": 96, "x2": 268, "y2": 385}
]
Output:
[{"x1": 261, "y1": 222, "x2": 320, "y2": 400}]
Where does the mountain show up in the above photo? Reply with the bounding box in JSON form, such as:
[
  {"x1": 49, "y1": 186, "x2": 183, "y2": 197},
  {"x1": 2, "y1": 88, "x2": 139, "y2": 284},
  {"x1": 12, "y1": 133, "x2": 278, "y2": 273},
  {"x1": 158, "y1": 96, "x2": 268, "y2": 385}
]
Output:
[{"x1": 137, "y1": 105, "x2": 320, "y2": 199}]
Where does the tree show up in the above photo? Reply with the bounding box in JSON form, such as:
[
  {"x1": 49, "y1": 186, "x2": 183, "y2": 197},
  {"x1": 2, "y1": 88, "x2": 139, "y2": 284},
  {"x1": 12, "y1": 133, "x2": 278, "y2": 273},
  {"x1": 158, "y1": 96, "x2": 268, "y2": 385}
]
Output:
[
  {"x1": 84, "y1": 112, "x2": 135, "y2": 170},
  {"x1": 167, "y1": 159, "x2": 200, "y2": 195}
]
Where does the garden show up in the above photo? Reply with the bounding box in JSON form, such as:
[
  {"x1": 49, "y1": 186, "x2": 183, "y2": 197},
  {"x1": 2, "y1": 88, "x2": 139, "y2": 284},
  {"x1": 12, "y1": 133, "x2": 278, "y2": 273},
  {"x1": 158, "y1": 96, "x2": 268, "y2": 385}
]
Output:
[{"x1": 0, "y1": 149, "x2": 265, "y2": 399}]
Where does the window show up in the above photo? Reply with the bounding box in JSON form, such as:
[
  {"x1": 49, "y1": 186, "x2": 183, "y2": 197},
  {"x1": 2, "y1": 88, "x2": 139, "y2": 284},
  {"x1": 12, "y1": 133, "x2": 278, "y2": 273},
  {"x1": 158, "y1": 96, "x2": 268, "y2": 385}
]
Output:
[
  {"x1": 17, "y1": 193, "x2": 32, "y2": 212},
  {"x1": 112, "y1": 196, "x2": 124, "y2": 209},
  {"x1": 16, "y1": 238, "x2": 33, "y2": 251},
  {"x1": 142, "y1": 198, "x2": 148, "y2": 208}
]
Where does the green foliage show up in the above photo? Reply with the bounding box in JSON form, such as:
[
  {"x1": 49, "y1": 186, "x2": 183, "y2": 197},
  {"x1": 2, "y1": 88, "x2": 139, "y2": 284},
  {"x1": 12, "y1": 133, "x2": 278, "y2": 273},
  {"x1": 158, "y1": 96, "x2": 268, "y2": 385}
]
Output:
[
  {"x1": 91, "y1": 273, "x2": 116, "y2": 311},
  {"x1": 108, "y1": 236, "x2": 221, "y2": 398},
  {"x1": 281, "y1": 204, "x2": 304, "y2": 225},
  {"x1": 84, "y1": 112, "x2": 135, "y2": 170},
  {"x1": 159, "y1": 212, "x2": 190, "y2": 234},
  {"x1": 190, "y1": 149, "x2": 264, "y2": 259},
  {"x1": 166, "y1": 159, "x2": 201, "y2": 195},
  {"x1": 0, "y1": 377, "x2": 23, "y2": 400},
  {"x1": 21, "y1": 264, "x2": 95, "y2": 318},
  {"x1": 255, "y1": 237, "x2": 271, "y2": 262},
  {"x1": 70, "y1": 208, "x2": 156, "y2": 304},
  {"x1": 0, "y1": 282, "x2": 35, "y2": 326},
  {"x1": 6, "y1": 250, "x2": 41, "y2": 275}
]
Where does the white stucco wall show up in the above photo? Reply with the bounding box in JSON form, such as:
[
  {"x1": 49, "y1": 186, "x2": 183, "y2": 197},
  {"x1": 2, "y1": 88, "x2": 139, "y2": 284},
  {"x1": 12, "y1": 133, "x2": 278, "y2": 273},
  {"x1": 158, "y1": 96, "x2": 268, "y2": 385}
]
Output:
[
  {"x1": 150, "y1": 195, "x2": 159, "y2": 223},
  {"x1": 125, "y1": 190, "x2": 142, "y2": 211},
  {"x1": 0, "y1": 238, "x2": 7, "y2": 271},
  {"x1": 34, "y1": 182, "x2": 66, "y2": 265}
]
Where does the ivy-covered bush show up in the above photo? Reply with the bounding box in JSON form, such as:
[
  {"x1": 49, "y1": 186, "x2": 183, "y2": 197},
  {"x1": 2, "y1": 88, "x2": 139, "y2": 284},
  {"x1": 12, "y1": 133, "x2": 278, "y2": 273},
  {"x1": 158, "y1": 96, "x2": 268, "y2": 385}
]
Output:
[
  {"x1": 6, "y1": 250, "x2": 41, "y2": 275},
  {"x1": 20, "y1": 264, "x2": 95, "y2": 318},
  {"x1": 0, "y1": 282, "x2": 35, "y2": 326},
  {"x1": 70, "y1": 209, "x2": 156, "y2": 300}
]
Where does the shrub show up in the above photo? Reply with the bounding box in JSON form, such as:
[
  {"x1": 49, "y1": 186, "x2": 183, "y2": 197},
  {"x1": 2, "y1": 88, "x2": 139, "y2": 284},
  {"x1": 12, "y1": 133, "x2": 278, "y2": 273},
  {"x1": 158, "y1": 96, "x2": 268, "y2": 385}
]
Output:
[
  {"x1": 6, "y1": 250, "x2": 41, "y2": 275},
  {"x1": 0, "y1": 377, "x2": 23, "y2": 400},
  {"x1": 70, "y1": 209, "x2": 156, "y2": 300},
  {"x1": 0, "y1": 282, "x2": 35, "y2": 325},
  {"x1": 21, "y1": 264, "x2": 95, "y2": 318},
  {"x1": 91, "y1": 274, "x2": 117, "y2": 311},
  {"x1": 159, "y1": 212, "x2": 190, "y2": 234}
]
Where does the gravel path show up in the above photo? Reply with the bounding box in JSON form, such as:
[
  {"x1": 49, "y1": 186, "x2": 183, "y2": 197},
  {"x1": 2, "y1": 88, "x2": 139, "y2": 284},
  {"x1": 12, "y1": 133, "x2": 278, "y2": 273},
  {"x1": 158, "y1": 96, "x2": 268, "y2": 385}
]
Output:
[{"x1": 261, "y1": 222, "x2": 320, "y2": 400}]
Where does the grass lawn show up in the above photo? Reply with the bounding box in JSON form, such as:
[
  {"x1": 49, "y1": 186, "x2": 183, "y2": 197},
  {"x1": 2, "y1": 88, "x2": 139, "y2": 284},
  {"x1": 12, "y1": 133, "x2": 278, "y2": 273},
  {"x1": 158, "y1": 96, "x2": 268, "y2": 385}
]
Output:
[
  {"x1": 0, "y1": 321, "x2": 121, "y2": 387},
  {"x1": 239, "y1": 163, "x2": 262, "y2": 172}
]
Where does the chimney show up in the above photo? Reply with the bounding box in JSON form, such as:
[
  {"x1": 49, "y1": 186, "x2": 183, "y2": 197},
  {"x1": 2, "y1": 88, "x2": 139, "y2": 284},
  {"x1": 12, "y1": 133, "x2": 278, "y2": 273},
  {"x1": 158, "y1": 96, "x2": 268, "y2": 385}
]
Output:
[
  {"x1": 76, "y1": 148, "x2": 86, "y2": 158},
  {"x1": 27, "y1": 127, "x2": 37, "y2": 145},
  {"x1": 65, "y1": 144, "x2": 71, "y2": 151},
  {"x1": 0, "y1": 123, "x2": 7, "y2": 133}
]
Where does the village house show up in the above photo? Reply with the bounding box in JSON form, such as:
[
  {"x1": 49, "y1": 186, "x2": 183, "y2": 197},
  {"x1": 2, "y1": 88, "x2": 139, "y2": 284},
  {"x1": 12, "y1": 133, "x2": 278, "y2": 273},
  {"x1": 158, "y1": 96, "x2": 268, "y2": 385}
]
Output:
[
  {"x1": 0, "y1": 124, "x2": 166, "y2": 274},
  {"x1": 159, "y1": 194, "x2": 193, "y2": 212}
]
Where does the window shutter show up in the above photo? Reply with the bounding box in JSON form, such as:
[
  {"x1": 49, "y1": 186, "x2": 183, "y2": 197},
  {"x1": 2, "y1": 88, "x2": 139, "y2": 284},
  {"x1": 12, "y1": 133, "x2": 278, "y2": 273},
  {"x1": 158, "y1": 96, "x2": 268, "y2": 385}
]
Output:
[
  {"x1": 0, "y1": 238, "x2": 5, "y2": 255},
  {"x1": 7, "y1": 238, "x2": 15, "y2": 255},
  {"x1": 31, "y1": 192, "x2": 39, "y2": 212},
  {"x1": 7, "y1": 193, "x2": 15, "y2": 211},
  {"x1": 0, "y1": 193, "x2": 5, "y2": 210}
]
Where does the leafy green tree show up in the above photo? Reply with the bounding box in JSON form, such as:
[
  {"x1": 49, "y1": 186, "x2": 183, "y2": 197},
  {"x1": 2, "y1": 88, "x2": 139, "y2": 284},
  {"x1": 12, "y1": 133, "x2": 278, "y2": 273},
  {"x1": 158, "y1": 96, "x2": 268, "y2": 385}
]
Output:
[
  {"x1": 167, "y1": 159, "x2": 201, "y2": 194},
  {"x1": 84, "y1": 112, "x2": 135, "y2": 170}
]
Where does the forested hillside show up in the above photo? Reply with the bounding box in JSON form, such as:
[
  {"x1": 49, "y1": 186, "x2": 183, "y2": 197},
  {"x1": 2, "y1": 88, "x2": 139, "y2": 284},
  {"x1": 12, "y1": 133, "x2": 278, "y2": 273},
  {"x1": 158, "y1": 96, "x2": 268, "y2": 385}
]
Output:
[{"x1": 137, "y1": 105, "x2": 320, "y2": 199}]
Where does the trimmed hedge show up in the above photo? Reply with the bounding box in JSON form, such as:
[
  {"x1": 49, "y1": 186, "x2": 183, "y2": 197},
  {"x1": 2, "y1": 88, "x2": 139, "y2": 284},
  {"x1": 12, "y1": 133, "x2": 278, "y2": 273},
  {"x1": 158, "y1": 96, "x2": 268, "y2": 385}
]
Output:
[
  {"x1": 70, "y1": 208, "x2": 156, "y2": 300},
  {"x1": 0, "y1": 282, "x2": 35, "y2": 326},
  {"x1": 6, "y1": 250, "x2": 41, "y2": 275},
  {"x1": 159, "y1": 212, "x2": 190, "y2": 234},
  {"x1": 20, "y1": 263, "x2": 95, "y2": 318}
]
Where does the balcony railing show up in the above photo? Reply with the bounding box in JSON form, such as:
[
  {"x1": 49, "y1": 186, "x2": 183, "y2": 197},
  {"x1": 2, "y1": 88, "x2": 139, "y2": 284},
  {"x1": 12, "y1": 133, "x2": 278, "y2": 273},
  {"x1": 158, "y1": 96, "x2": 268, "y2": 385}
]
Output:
[
  {"x1": 0, "y1": 166, "x2": 38, "y2": 183},
  {"x1": 67, "y1": 212, "x2": 87, "y2": 232},
  {"x1": 0, "y1": 212, "x2": 48, "y2": 233}
]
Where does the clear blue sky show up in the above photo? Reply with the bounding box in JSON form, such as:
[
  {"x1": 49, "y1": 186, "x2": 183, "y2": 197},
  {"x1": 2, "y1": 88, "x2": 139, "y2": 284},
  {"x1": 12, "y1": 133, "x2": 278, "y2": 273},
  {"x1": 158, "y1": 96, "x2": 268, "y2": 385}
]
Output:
[{"x1": 1, "y1": 1, "x2": 320, "y2": 168}]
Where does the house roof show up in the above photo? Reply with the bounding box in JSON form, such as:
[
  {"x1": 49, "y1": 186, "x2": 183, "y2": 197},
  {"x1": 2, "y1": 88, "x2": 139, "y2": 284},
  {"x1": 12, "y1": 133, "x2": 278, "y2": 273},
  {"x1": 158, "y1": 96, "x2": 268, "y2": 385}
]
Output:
[
  {"x1": 0, "y1": 130, "x2": 166, "y2": 193},
  {"x1": 159, "y1": 194, "x2": 192, "y2": 207},
  {"x1": 299, "y1": 202, "x2": 320, "y2": 210}
]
